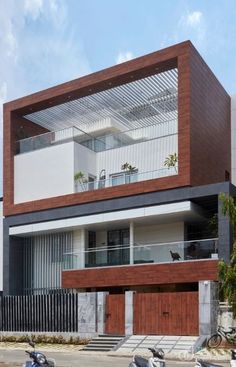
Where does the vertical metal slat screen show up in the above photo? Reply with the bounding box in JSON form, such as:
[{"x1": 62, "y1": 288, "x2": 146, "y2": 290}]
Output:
[
  {"x1": 0, "y1": 293, "x2": 78, "y2": 332},
  {"x1": 23, "y1": 231, "x2": 73, "y2": 295}
]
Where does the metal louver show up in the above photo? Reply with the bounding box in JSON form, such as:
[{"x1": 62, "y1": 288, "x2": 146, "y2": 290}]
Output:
[{"x1": 24, "y1": 68, "x2": 178, "y2": 132}]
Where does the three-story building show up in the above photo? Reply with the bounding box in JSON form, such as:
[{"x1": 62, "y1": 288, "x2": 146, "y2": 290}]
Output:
[{"x1": 3, "y1": 40, "x2": 234, "y2": 336}]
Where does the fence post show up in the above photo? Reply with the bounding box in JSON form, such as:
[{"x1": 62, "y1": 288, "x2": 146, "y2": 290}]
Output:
[
  {"x1": 78, "y1": 292, "x2": 97, "y2": 338},
  {"x1": 97, "y1": 292, "x2": 108, "y2": 335},
  {"x1": 199, "y1": 280, "x2": 218, "y2": 336},
  {"x1": 125, "y1": 291, "x2": 134, "y2": 335}
]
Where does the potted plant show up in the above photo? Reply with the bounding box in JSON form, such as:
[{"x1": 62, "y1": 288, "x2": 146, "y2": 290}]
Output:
[
  {"x1": 121, "y1": 162, "x2": 137, "y2": 172},
  {"x1": 164, "y1": 153, "x2": 178, "y2": 173},
  {"x1": 121, "y1": 162, "x2": 137, "y2": 183},
  {"x1": 74, "y1": 171, "x2": 88, "y2": 192}
]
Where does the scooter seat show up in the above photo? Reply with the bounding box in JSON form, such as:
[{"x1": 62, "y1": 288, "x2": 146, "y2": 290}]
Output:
[
  {"x1": 134, "y1": 355, "x2": 149, "y2": 367},
  {"x1": 197, "y1": 359, "x2": 223, "y2": 367}
]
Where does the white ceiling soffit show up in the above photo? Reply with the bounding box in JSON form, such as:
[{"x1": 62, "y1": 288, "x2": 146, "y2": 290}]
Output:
[
  {"x1": 24, "y1": 68, "x2": 178, "y2": 133},
  {"x1": 9, "y1": 201, "x2": 205, "y2": 236}
]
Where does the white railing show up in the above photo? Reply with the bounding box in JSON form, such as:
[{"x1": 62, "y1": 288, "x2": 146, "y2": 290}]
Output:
[
  {"x1": 63, "y1": 238, "x2": 218, "y2": 270},
  {"x1": 75, "y1": 166, "x2": 178, "y2": 192},
  {"x1": 16, "y1": 119, "x2": 177, "y2": 154}
]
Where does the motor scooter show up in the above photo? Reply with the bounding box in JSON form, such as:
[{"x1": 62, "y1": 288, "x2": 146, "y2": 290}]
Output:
[
  {"x1": 23, "y1": 341, "x2": 55, "y2": 367},
  {"x1": 195, "y1": 349, "x2": 236, "y2": 367},
  {"x1": 129, "y1": 347, "x2": 165, "y2": 367}
]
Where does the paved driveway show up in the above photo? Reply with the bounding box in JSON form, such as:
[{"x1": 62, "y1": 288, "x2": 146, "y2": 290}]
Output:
[{"x1": 0, "y1": 349, "x2": 229, "y2": 367}]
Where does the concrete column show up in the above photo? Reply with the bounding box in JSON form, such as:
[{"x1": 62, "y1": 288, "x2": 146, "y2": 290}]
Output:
[
  {"x1": 130, "y1": 222, "x2": 134, "y2": 265},
  {"x1": 97, "y1": 291, "x2": 108, "y2": 335},
  {"x1": 4, "y1": 218, "x2": 24, "y2": 296},
  {"x1": 199, "y1": 281, "x2": 218, "y2": 336},
  {"x1": 125, "y1": 291, "x2": 134, "y2": 335},
  {"x1": 218, "y1": 196, "x2": 232, "y2": 263},
  {"x1": 81, "y1": 228, "x2": 86, "y2": 269},
  {"x1": 78, "y1": 292, "x2": 97, "y2": 338},
  {"x1": 3, "y1": 219, "x2": 10, "y2": 295}
]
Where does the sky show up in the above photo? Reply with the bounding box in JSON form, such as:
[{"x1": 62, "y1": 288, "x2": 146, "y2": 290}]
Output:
[{"x1": 0, "y1": 0, "x2": 236, "y2": 192}]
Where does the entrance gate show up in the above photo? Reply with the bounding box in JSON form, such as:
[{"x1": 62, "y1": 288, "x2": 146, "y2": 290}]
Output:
[
  {"x1": 133, "y1": 292, "x2": 199, "y2": 335},
  {"x1": 105, "y1": 294, "x2": 125, "y2": 335},
  {"x1": 105, "y1": 292, "x2": 199, "y2": 336}
]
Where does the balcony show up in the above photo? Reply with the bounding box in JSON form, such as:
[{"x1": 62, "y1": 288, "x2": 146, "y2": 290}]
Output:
[
  {"x1": 16, "y1": 119, "x2": 177, "y2": 155},
  {"x1": 75, "y1": 166, "x2": 177, "y2": 192},
  {"x1": 63, "y1": 238, "x2": 218, "y2": 270},
  {"x1": 14, "y1": 68, "x2": 179, "y2": 204},
  {"x1": 14, "y1": 119, "x2": 178, "y2": 203}
]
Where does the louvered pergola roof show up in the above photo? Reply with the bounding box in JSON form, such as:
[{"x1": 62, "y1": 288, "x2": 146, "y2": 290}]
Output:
[{"x1": 24, "y1": 68, "x2": 178, "y2": 133}]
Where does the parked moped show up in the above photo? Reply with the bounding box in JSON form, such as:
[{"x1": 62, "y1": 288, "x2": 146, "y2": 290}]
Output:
[
  {"x1": 23, "y1": 341, "x2": 55, "y2": 367},
  {"x1": 129, "y1": 347, "x2": 165, "y2": 367}
]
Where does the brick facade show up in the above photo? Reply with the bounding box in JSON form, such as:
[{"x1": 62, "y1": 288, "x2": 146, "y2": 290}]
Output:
[{"x1": 62, "y1": 260, "x2": 218, "y2": 289}]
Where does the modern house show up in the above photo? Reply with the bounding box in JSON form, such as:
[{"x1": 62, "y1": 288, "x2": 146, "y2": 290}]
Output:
[{"x1": 2, "y1": 40, "x2": 235, "y2": 337}]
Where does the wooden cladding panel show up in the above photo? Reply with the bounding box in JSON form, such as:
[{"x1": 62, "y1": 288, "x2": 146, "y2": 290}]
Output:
[
  {"x1": 3, "y1": 174, "x2": 188, "y2": 216},
  {"x1": 189, "y1": 47, "x2": 231, "y2": 186},
  {"x1": 62, "y1": 260, "x2": 218, "y2": 289},
  {"x1": 105, "y1": 294, "x2": 125, "y2": 335},
  {"x1": 133, "y1": 292, "x2": 198, "y2": 335}
]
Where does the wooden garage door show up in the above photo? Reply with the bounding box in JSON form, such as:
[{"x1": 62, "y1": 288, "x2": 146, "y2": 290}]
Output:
[
  {"x1": 105, "y1": 294, "x2": 125, "y2": 335},
  {"x1": 134, "y1": 292, "x2": 198, "y2": 336}
]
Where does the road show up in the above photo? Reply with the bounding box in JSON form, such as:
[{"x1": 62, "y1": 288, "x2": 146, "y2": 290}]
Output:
[
  {"x1": 0, "y1": 349, "x2": 229, "y2": 367},
  {"x1": 0, "y1": 350, "x2": 194, "y2": 367}
]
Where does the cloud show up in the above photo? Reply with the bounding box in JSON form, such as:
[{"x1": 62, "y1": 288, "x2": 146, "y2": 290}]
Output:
[
  {"x1": 116, "y1": 51, "x2": 134, "y2": 64},
  {"x1": 185, "y1": 11, "x2": 203, "y2": 27},
  {"x1": 0, "y1": 0, "x2": 91, "y2": 195},
  {"x1": 4, "y1": 28, "x2": 17, "y2": 58},
  {"x1": 24, "y1": 0, "x2": 43, "y2": 20},
  {"x1": 0, "y1": 82, "x2": 7, "y2": 122},
  {"x1": 161, "y1": 10, "x2": 206, "y2": 52}
]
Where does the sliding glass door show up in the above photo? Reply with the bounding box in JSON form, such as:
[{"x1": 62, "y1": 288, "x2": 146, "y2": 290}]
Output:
[{"x1": 107, "y1": 229, "x2": 130, "y2": 265}]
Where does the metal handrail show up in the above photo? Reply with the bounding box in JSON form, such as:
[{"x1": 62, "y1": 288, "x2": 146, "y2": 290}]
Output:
[{"x1": 64, "y1": 237, "x2": 218, "y2": 255}]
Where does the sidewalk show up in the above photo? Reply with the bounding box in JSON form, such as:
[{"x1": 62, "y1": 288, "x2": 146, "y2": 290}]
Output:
[{"x1": 195, "y1": 347, "x2": 232, "y2": 362}]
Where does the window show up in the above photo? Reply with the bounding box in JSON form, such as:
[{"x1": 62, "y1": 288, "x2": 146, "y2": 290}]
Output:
[
  {"x1": 88, "y1": 174, "x2": 96, "y2": 190},
  {"x1": 110, "y1": 170, "x2": 138, "y2": 186}
]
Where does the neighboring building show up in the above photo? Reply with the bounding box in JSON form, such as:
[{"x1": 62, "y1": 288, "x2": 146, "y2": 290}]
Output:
[
  {"x1": 2, "y1": 41, "x2": 235, "y2": 336},
  {"x1": 0, "y1": 199, "x2": 3, "y2": 295}
]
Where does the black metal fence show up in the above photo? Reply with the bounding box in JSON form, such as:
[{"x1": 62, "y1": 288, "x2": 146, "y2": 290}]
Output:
[{"x1": 0, "y1": 293, "x2": 78, "y2": 332}]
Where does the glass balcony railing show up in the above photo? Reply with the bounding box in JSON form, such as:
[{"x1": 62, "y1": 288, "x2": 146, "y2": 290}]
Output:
[
  {"x1": 75, "y1": 166, "x2": 178, "y2": 193},
  {"x1": 16, "y1": 119, "x2": 177, "y2": 154},
  {"x1": 63, "y1": 238, "x2": 218, "y2": 270}
]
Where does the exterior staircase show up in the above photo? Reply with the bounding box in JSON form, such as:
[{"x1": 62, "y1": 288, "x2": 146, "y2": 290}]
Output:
[{"x1": 82, "y1": 334, "x2": 126, "y2": 352}]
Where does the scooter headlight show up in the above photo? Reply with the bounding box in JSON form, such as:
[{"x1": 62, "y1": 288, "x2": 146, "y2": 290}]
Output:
[{"x1": 36, "y1": 353, "x2": 46, "y2": 365}]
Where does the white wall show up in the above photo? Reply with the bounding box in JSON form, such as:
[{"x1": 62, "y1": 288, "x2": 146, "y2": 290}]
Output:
[
  {"x1": 96, "y1": 134, "x2": 177, "y2": 180},
  {"x1": 0, "y1": 201, "x2": 3, "y2": 291},
  {"x1": 134, "y1": 222, "x2": 184, "y2": 244},
  {"x1": 218, "y1": 304, "x2": 236, "y2": 329},
  {"x1": 134, "y1": 222, "x2": 184, "y2": 263},
  {"x1": 14, "y1": 142, "x2": 75, "y2": 203},
  {"x1": 74, "y1": 142, "x2": 96, "y2": 181},
  {"x1": 73, "y1": 229, "x2": 85, "y2": 269},
  {"x1": 14, "y1": 132, "x2": 177, "y2": 203},
  {"x1": 231, "y1": 95, "x2": 236, "y2": 185}
]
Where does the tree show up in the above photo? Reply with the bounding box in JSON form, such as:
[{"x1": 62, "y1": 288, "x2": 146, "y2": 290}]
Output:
[
  {"x1": 218, "y1": 192, "x2": 236, "y2": 317},
  {"x1": 164, "y1": 153, "x2": 178, "y2": 172}
]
